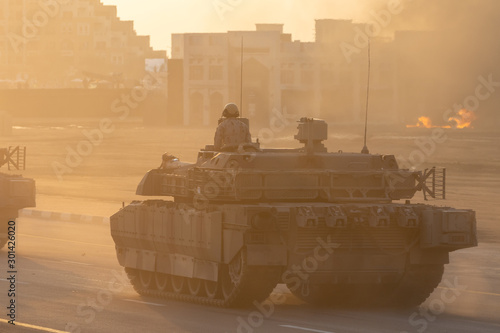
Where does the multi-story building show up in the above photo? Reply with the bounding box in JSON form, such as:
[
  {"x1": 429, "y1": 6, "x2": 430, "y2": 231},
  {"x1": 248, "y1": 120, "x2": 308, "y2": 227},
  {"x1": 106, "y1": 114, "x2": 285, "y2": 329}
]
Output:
[
  {"x1": 171, "y1": 20, "x2": 399, "y2": 127},
  {"x1": 0, "y1": 0, "x2": 165, "y2": 88},
  {"x1": 314, "y1": 20, "x2": 398, "y2": 124},
  {"x1": 171, "y1": 24, "x2": 288, "y2": 126}
]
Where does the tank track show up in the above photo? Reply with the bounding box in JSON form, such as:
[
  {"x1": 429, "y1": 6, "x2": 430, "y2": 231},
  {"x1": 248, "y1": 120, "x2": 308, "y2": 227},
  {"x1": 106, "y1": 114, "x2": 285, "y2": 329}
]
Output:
[
  {"x1": 287, "y1": 264, "x2": 445, "y2": 307},
  {"x1": 124, "y1": 250, "x2": 282, "y2": 308},
  {"x1": 389, "y1": 264, "x2": 445, "y2": 307}
]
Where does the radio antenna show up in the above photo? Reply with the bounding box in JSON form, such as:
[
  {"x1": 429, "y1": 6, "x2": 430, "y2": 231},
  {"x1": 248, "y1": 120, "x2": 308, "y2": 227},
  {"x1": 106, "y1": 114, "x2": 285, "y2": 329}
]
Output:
[
  {"x1": 240, "y1": 36, "x2": 244, "y2": 117},
  {"x1": 361, "y1": 38, "x2": 371, "y2": 154}
]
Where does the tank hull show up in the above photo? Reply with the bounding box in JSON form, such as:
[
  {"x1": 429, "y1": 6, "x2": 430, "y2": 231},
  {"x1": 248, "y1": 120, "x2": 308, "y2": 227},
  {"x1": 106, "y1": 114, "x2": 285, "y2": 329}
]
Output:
[
  {"x1": 110, "y1": 200, "x2": 476, "y2": 307},
  {"x1": 0, "y1": 174, "x2": 36, "y2": 249}
]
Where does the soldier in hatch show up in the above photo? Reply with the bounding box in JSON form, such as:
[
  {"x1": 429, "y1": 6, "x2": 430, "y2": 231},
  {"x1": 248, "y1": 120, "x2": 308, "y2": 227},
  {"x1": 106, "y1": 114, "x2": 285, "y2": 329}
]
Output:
[{"x1": 214, "y1": 103, "x2": 251, "y2": 150}]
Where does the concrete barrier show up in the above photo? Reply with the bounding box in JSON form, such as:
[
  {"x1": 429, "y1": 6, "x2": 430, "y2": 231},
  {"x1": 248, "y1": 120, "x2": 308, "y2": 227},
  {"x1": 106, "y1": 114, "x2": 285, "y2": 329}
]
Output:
[{"x1": 20, "y1": 208, "x2": 110, "y2": 224}]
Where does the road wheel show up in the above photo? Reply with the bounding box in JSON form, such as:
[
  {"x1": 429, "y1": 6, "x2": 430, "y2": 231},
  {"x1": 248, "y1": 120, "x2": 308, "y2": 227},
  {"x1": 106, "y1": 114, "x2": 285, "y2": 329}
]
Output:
[
  {"x1": 188, "y1": 278, "x2": 203, "y2": 296},
  {"x1": 204, "y1": 280, "x2": 220, "y2": 299},
  {"x1": 138, "y1": 270, "x2": 153, "y2": 289},
  {"x1": 154, "y1": 273, "x2": 170, "y2": 292},
  {"x1": 171, "y1": 276, "x2": 186, "y2": 294}
]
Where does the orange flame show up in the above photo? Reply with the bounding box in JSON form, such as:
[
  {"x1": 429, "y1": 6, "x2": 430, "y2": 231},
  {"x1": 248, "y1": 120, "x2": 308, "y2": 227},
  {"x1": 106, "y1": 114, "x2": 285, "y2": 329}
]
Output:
[
  {"x1": 406, "y1": 109, "x2": 476, "y2": 129},
  {"x1": 448, "y1": 109, "x2": 477, "y2": 129},
  {"x1": 406, "y1": 116, "x2": 451, "y2": 129}
]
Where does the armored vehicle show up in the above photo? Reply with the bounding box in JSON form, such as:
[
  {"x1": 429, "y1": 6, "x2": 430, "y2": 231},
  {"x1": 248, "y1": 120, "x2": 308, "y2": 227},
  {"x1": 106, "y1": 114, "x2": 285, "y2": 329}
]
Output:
[
  {"x1": 0, "y1": 146, "x2": 36, "y2": 249},
  {"x1": 110, "y1": 118, "x2": 477, "y2": 307}
]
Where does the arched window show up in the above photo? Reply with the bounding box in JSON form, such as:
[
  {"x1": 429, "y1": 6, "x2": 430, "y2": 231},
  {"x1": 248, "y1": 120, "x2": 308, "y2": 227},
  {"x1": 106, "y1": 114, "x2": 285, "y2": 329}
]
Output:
[{"x1": 209, "y1": 92, "x2": 223, "y2": 124}]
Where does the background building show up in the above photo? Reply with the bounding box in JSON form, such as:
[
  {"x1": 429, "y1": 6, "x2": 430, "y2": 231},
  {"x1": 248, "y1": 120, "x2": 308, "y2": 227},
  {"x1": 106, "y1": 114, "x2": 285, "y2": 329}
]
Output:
[
  {"x1": 1, "y1": 0, "x2": 496, "y2": 129},
  {"x1": 0, "y1": 0, "x2": 166, "y2": 88},
  {"x1": 170, "y1": 20, "x2": 399, "y2": 127}
]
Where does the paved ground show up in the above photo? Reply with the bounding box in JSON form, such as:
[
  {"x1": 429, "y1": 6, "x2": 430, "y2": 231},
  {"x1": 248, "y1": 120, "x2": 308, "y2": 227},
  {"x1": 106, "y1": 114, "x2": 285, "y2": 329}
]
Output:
[
  {"x1": 1, "y1": 217, "x2": 499, "y2": 333},
  {"x1": 2, "y1": 122, "x2": 498, "y2": 332}
]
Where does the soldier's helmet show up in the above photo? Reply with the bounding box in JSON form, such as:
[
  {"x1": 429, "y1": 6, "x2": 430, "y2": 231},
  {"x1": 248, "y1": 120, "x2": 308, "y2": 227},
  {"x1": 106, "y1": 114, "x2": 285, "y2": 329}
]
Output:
[{"x1": 222, "y1": 103, "x2": 240, "y2": 118}]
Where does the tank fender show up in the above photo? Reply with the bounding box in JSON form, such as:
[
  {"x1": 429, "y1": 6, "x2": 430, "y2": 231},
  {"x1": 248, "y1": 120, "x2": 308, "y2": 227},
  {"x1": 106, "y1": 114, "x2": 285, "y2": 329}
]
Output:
[
  {"x1": 420, "y1": 208, "x2": 477, "y2": 249},
  {"x1": 221, "y1": 207, "x2": 248, "y2": 263},
  {"x1": 223, "y1": 229, "x2": 244, "y2": 264},
  {"x1": 0, "y1": 177, "x2": 36, "y2": 207},
  {"x1": 115, "y1": 248, "x2": 156, "y2": 272},
  {"x1": 222, "y1": 206, "x2": 288, "y2": 266}
]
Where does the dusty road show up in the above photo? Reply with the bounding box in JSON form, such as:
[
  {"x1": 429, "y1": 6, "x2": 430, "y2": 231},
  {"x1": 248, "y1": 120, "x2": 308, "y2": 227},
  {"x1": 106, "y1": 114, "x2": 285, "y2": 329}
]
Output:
[
  {"x1": 12, "y1": 123, "x2": 500, "y2": 239},
  {"x1": 1, "y1": 217, "x2": 499, "y2": 333},
  {"x1": 1, "y1": 121, "x2": 498, "y2": 332}
]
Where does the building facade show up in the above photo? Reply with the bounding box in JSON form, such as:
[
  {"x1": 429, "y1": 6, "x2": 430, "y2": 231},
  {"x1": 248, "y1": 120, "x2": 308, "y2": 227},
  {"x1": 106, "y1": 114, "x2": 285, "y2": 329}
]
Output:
[
  {"x1": 171, "y1": 20, "x2": 399, "y2": 127},
  {"x1": 0, "y1": 0, "x2": 165, "y2": 88}
]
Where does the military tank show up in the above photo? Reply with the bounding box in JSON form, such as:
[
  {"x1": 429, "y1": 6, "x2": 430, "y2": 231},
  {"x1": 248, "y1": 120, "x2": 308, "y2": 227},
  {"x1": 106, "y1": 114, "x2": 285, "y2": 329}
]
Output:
[
  {"x1": 0, "y1": 146, "x2": 36, "y2": 249},
  {"x1": 110, "y1": 118, "x2": 477, "y2": 307}
]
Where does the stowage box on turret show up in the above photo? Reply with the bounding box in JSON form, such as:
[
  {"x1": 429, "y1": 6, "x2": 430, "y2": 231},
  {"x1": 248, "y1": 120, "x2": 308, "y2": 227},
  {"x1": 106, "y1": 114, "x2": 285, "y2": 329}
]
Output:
[{"x1": 110, "y1": 118, "x2": 477, "y2": 307}]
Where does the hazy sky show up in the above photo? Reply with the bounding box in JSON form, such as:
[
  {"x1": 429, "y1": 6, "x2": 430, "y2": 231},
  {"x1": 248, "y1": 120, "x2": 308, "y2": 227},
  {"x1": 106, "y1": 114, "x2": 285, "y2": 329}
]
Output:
[{"x1": 100, "y1": 0, "x2": 373, "y2": 53}]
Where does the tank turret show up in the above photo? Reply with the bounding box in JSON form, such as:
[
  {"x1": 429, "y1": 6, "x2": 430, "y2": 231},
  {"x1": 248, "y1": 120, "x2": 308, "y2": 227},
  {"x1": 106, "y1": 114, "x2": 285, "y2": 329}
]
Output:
[
  {"x1": 111, "y1": 117, "x2": 477, "y2": 307},
  {"x1": 136, "y1": 118, "x2": 419, "y2": 204}
]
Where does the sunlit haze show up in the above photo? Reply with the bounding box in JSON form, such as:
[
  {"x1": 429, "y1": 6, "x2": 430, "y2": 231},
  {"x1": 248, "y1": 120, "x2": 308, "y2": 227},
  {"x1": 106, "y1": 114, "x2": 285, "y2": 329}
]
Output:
[
  {"x1": 0, "y1": 0, "x2": 499, "y2": 332},
  {"x1": 100, "y1": 0, "x2": 365, "y2": 51}
]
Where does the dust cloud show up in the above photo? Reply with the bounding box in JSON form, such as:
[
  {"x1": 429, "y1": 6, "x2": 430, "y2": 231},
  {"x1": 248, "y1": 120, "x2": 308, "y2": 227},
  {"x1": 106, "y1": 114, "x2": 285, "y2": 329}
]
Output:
[
  {"x1": 0, "y1": 0, "x2": 497, "y2": 239},
  {"x1": 383, "y1": 0, "x2": 500, "y2": 127},
  {"x1": 0, "y1": 4, "x2": 497, "y2": 333}
]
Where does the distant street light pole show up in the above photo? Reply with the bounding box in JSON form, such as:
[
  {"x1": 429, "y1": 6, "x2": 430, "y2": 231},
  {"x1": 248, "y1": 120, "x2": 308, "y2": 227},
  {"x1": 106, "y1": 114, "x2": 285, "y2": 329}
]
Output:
[{"x1": 240, "y1": 36, "x2": 244, "y2": 117}]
